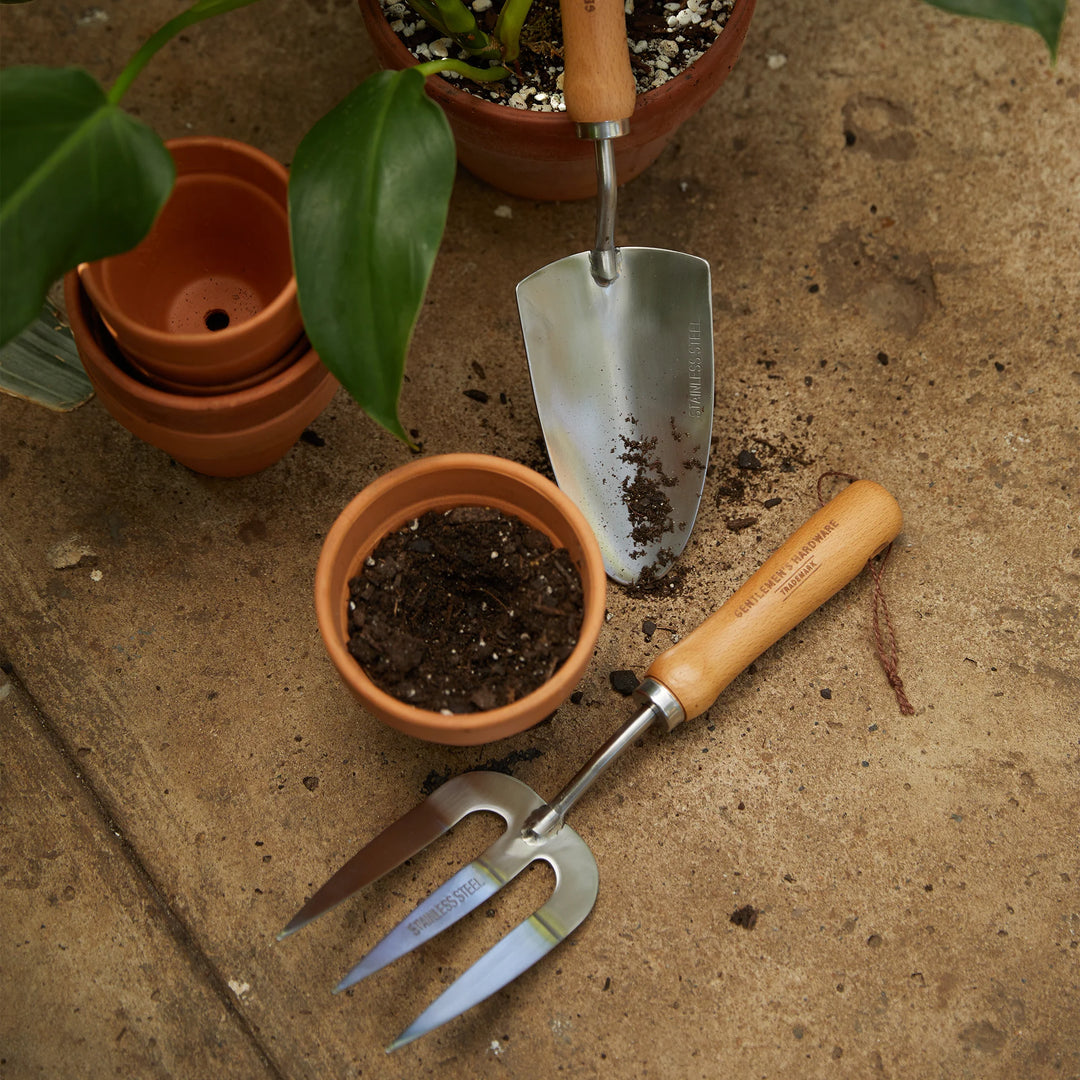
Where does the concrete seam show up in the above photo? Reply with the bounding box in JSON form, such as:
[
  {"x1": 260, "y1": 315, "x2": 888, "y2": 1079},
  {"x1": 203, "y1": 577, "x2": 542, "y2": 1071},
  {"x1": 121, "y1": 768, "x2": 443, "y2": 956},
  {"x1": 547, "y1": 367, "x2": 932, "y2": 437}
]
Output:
[{"x1": 0, "y1": 654, "x2": 291, "y2": 1080}]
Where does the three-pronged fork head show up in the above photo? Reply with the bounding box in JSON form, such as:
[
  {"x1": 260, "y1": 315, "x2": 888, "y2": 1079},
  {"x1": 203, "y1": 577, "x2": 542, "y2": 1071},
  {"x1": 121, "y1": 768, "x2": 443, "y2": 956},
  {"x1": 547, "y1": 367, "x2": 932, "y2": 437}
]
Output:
[{"x1": 277, "y1": 771, "x2": 599, "y2": 1050}]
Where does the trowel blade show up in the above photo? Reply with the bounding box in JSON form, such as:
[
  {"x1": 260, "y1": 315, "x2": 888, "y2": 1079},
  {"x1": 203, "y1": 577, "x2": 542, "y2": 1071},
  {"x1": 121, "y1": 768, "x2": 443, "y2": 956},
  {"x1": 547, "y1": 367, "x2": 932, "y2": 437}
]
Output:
[{"x1": 517, "y1": 246, "x2": 713, "y2": 585}]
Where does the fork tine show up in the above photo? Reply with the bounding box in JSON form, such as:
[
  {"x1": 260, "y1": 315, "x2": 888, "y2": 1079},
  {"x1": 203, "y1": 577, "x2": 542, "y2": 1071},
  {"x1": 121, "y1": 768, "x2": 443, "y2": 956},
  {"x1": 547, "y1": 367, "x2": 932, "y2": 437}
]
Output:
[
  {"x1": 334, "y1": 853, "x2": 517, "y2": 992},
  {"x1": 278, "y1": 771, "x2": 540, "y2": 941},
  {"x1": 277, "y1": 795, "x2": 456, "y2": 941},
  {"x1": 334, "y1": 774, "x2": 549, "y2": 991},
  {"x1": 386, "y1": 839, "x2": 600, "y2": 1052}
]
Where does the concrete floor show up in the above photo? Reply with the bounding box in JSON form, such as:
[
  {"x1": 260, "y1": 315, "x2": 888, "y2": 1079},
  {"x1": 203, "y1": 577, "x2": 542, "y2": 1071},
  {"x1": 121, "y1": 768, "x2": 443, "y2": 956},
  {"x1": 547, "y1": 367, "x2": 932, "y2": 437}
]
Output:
[{"x1": 2, "y1": 1, "x2": 1078, "y2": 1077}]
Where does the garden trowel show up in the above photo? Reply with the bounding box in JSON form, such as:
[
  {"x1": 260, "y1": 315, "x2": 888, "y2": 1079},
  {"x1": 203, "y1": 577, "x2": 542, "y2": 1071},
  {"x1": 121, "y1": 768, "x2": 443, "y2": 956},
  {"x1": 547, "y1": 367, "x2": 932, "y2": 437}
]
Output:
[{"x1": 517, "y1": 0, "x2": 713, "y2": 586}]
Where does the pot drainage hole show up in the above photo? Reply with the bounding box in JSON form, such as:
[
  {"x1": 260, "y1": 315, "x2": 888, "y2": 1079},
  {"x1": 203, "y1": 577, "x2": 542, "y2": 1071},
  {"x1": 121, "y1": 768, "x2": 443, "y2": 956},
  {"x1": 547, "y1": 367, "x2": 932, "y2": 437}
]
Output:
[{"x1": 204, "y1": 309, "x2": 230, "y2": 331}]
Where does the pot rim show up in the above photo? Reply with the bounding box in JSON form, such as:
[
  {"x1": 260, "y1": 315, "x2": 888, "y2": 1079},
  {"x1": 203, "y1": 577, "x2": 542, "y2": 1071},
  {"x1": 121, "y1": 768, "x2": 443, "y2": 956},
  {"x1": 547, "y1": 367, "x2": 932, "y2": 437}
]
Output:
[
  {"x1": 90, "y1": 362, "x2": 338, "y2": 448},
  {"x1": 78, "y1": 135, "x2": 299, "y2": 352},
  {"x1": 119, "y1": 331, "x2": 309, "y2": 396},
  {"x1": 64, "y1": 270, "x2": 324, "y2": 415},
  {"x1": 315, "y1": 453, "x2": 608, "y2": 744}
]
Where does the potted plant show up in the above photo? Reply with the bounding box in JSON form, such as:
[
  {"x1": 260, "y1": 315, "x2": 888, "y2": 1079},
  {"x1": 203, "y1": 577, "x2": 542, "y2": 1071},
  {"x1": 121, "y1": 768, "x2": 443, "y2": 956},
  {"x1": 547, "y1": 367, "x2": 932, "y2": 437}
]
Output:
[
  {"x1": 0, "y1": 0, "x2": 1068, "y2": 450},
  {"x1": 314, "y1": 453, "x2": 608, "y2": 744},
  {"x1": 353, "y1": 0, "x2": 758, "y2": 200}
]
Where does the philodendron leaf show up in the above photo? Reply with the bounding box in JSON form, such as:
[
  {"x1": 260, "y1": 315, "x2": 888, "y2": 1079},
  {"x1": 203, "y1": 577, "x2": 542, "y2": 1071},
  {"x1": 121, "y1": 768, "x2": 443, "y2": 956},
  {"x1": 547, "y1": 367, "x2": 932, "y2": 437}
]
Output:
[
  {"x1": 919, "y1": 0, "x2": 1068, "y2": 60},
  {"x1": 289, "y1": 68, "x2": 457, "y2": 444},
  {"x1": 0, "y1": 66, "x2": 175, "y2": 347}
]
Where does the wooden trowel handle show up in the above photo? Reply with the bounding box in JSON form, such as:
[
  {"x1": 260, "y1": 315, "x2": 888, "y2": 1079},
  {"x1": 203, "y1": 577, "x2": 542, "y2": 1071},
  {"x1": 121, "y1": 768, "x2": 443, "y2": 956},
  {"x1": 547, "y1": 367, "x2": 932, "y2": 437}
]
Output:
[
  {"x1": 558, "y1": 0, "x2": 637, "y2": 125},
  {"x1": 644, "y1": 481, "x2": 904, "y2": 727}
]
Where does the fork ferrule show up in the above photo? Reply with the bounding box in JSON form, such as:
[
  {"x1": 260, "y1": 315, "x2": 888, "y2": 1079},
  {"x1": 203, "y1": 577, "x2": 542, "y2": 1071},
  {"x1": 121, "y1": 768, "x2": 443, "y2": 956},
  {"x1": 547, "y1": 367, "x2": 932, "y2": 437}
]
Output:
[
  {"x1": 521, "y1": 803, "x2": 564, "y2": 841},
  {"x1": 634, "y1": 677, "x2": 686, "y2": 732},
  {"x1": 521, "y1": 701, "x2": 662, "y2": 842}
]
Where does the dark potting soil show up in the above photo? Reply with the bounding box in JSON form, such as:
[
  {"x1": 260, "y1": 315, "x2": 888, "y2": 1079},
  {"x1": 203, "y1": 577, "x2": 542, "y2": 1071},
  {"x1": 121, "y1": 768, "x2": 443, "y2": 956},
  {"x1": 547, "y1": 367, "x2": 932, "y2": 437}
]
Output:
[
  {"x1": 381, "y1": 0, "x2": 735, "y2": 108},
  {"x1": 346, "y1": 506, "x2": 584, "y2": 713}
]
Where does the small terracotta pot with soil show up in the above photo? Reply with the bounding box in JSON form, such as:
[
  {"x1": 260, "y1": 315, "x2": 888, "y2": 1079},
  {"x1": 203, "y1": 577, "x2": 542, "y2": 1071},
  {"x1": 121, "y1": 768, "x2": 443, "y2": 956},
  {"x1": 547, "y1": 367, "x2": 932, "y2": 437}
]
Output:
[
  {"x1": 79, "y1": 136, "x2": 304, "y2": 389},
  {"x1": 357, "y1": 0, "x2": 756, "y2": 200},
  {"x1": 315, "y1": 454, "x2": 607, "y2": 745}
]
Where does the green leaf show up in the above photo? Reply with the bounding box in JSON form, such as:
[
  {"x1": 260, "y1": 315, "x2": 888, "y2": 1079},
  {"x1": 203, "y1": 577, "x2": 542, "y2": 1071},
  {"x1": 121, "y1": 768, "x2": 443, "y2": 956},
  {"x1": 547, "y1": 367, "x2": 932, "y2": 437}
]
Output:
[
  {"x1": 919, "y1": 0, "x2": 1069, "y2": 60},
  {"x1": 0, "y1": 66, "x2": 175, "y2": 347},
  {"x1": 289, "y1": 69, "x2": 457, "y2": 444},
  {"x1": 0, "y1": 298, "x2": 94, "y2": 412}
]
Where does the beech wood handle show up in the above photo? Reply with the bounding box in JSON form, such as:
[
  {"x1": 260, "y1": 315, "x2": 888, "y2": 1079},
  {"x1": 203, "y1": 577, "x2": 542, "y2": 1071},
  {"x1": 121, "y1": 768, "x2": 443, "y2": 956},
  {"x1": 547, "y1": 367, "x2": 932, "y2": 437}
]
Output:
[
  {"x1": 646, "y1": 481, "x2": 904, "y2": 726},
  {"x1": 558, "y1": 0, "x2": 637, "y2": 124}
]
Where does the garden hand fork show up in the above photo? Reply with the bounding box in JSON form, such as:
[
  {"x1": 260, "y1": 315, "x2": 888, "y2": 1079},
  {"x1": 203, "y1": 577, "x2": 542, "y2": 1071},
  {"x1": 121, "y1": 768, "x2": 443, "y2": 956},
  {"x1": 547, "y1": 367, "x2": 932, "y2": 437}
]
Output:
[{"x1": 278, "y1": 480, "x2": 903, "y2": 1049}]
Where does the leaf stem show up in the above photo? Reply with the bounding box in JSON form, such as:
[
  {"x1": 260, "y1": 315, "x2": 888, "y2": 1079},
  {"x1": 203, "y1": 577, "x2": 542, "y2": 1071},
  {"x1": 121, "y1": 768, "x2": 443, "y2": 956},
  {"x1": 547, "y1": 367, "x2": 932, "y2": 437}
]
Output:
[
  {"x1": 415, "y1": 58, "x2": 512, "y2": 81},
  {"x1": 494, "y1": 0, "x2": 536, "y2": 62},
  {"x1": 408, "y1": 0, "x2": 502, "y2": 58},
  {"x1": 108, "y1": 0, "x2": 265, "y2": 104}
]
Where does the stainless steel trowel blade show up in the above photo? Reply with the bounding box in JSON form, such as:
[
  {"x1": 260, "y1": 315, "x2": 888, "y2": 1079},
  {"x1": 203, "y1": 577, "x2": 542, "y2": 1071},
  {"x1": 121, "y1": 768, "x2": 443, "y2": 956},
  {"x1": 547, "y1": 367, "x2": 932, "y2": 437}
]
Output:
[{"x1": 517, "y1": 246, "x2": 713, "y2": 585}]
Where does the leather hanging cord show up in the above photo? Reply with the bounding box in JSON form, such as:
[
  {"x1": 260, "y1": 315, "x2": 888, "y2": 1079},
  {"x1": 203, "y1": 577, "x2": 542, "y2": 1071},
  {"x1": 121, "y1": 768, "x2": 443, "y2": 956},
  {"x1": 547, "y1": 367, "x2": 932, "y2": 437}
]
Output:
[{"x1": 816, "y1": 471, "x2": 915, "y2": 716}]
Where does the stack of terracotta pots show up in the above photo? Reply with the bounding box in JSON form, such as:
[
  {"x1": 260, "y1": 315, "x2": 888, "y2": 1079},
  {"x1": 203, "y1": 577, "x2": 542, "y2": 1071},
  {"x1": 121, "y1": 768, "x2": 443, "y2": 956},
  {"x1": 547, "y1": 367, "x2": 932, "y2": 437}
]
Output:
[{"x1": 66, "y1": 137, "x2": 338, "y2": 477}]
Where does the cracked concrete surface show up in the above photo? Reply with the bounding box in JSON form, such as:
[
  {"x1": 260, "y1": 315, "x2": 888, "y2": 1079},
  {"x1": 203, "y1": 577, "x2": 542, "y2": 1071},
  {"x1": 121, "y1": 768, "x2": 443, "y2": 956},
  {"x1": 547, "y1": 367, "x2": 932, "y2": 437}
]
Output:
[{"x1": 1, "y1": 0, "x2": 1077, "y2": 1077}]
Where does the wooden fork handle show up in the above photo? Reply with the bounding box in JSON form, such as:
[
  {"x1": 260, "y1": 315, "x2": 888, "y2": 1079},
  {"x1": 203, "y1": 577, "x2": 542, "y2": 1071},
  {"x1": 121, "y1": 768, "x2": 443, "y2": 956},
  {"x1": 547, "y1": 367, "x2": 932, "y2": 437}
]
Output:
[
  {"x1": 558, "y1": 0, "x2": 637, "y2": 125},
  {"x1": 644, "y1": 480, "x2": 904, "y2": 726}
]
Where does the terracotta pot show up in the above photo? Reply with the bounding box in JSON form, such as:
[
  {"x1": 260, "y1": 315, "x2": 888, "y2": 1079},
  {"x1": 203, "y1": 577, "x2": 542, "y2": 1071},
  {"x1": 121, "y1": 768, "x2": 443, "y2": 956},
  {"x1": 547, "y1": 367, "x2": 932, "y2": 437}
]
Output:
[
  {"x1": 124, "y1": 332, "x2": 309, "y2": 398},
  {"x1": 357, "y1": 0, "x2": 756, "y2": 200},
  {"x1": 79, "y1": 137, "x2": 304, "y2": 387},
  {"x1": 65, "y1": 272, "x2": 338, "y2": 478},
  {"x1": 315, "y1": 454, "x2": 607, "y2": 745}
]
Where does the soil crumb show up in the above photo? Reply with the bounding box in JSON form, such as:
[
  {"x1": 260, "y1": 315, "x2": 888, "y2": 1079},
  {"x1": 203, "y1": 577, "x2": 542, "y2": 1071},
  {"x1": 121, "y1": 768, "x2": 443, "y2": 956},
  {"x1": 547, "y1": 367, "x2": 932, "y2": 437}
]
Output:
[{"x1": 730, "y1": 904, "x2": 759, "y2": 930}]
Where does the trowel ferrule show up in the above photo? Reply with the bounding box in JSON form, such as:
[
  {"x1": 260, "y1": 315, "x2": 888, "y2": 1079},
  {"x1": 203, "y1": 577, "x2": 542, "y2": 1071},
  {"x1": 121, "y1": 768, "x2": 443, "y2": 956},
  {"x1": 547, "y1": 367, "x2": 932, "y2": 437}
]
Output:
[{"x1": 574, "y1": 118, "x2": 631, "y2": 141}]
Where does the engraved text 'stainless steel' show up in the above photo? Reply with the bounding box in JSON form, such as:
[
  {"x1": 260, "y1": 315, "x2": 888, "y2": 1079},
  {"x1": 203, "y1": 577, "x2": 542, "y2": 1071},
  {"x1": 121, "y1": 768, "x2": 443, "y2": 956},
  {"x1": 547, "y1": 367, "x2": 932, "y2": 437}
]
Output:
[
  {"x1": 516, "y1": 0, "x2": 714, "y2": 585},
  {"x1": 278, "y1": 481, "x2": 904, "y2": 1050}
]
